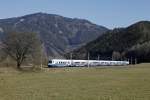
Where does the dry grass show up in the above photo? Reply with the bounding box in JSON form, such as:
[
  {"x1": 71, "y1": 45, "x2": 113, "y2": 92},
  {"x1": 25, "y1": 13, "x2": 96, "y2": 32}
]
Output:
[{"x1": 0, "y1": 64, "x2": 150, "y2": 100}]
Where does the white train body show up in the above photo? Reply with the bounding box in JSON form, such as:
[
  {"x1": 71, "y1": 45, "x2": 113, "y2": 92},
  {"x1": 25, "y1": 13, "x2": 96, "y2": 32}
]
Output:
[{"x1": 48, "y1": 59, "x2": 129, "y2": 67}]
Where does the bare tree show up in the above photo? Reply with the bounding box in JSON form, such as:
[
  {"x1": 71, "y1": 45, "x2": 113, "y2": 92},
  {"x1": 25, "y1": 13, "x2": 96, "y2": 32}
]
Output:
[
  {"x1": 0, "y1": 48, "x2": 7, "y2": 63},
  {"x1": 112, "y1": 51, "x2": 121, "y2": 61},
  {"x1": 1, "y1": 32, "x2": 41, "y2": 69}
]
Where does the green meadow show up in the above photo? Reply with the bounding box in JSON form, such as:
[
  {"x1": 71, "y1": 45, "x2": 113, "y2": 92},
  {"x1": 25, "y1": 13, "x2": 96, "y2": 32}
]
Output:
[{"x1": 0, "y1": 64, "x2": 150, "y2": 100}]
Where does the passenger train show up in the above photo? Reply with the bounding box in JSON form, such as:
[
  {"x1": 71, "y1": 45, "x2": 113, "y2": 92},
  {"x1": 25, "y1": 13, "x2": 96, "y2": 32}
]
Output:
[{"x1": 48, "y1": 59, "x2": 129, "y2": 67}]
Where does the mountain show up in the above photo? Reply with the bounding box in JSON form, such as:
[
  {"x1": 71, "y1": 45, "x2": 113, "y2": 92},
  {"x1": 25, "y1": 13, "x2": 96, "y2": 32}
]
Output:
[
  {"x1": 0, "y1": 12, "x2": 108, "y2": 58},
  {"x1": 70, "y1": 21, "x2": 150, "y2": 63}
]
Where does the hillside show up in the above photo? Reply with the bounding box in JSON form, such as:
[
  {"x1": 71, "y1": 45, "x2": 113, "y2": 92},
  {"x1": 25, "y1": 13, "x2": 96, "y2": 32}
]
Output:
[
  {"x1": 0, "y1": 12, "x2": 108, "y2": 58},
  {"x1": 70, "y1": 21, "x2": 150, "y2": 63}
]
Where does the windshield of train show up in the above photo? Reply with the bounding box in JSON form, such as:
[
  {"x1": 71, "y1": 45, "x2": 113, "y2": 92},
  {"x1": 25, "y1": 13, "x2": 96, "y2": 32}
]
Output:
[{"x1": 48, "y1": 60, "x2": 52, "y2": 63}]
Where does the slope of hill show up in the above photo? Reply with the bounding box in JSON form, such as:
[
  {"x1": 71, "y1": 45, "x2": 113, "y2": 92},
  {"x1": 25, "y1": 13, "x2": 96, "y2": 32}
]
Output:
[
  {"x1": 0, "y1": 12, "x2": 108, "y2": 58},
  {"x1": 70, "y1": 21, "x2": 150, "y2": 63}
]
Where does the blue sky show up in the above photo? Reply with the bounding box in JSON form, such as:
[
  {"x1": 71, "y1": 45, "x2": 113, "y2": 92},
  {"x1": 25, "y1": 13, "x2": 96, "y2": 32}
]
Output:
[{"x1": 0, "y1": 0, "x2": 150, "y2": 29}]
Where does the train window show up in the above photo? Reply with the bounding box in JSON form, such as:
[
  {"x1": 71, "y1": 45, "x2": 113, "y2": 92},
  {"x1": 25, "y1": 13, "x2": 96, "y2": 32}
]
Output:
[{"x1": 75, "y1": 62, "x2": 80, "y2": 64}]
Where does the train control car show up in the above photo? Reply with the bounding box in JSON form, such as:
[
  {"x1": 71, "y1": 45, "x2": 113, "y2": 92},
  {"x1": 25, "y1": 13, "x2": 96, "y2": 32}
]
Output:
[{"x1": 48, "y1": 59, "x2": 129, "y2": 67}]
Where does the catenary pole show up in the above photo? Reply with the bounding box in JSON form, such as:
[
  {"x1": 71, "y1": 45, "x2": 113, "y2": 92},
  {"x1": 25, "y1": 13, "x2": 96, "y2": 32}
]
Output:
[{"x1": 88, "y1": 52, "x2": 90, "y2": 68}]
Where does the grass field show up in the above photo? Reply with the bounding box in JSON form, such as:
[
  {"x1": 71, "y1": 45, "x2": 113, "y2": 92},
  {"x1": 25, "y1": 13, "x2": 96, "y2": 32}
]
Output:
[{"x1": 0, "y1": 64, "x2": 150, "y2": 100}]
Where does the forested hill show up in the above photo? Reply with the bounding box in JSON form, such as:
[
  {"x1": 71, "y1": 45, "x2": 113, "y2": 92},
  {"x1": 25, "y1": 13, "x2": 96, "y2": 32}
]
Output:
[
  {"x1": 0, "y1": 12, "x2": 108, "y2": 58},
  {"x1": 69, "y1": 21, "x2": 150, "y2": 63}
]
